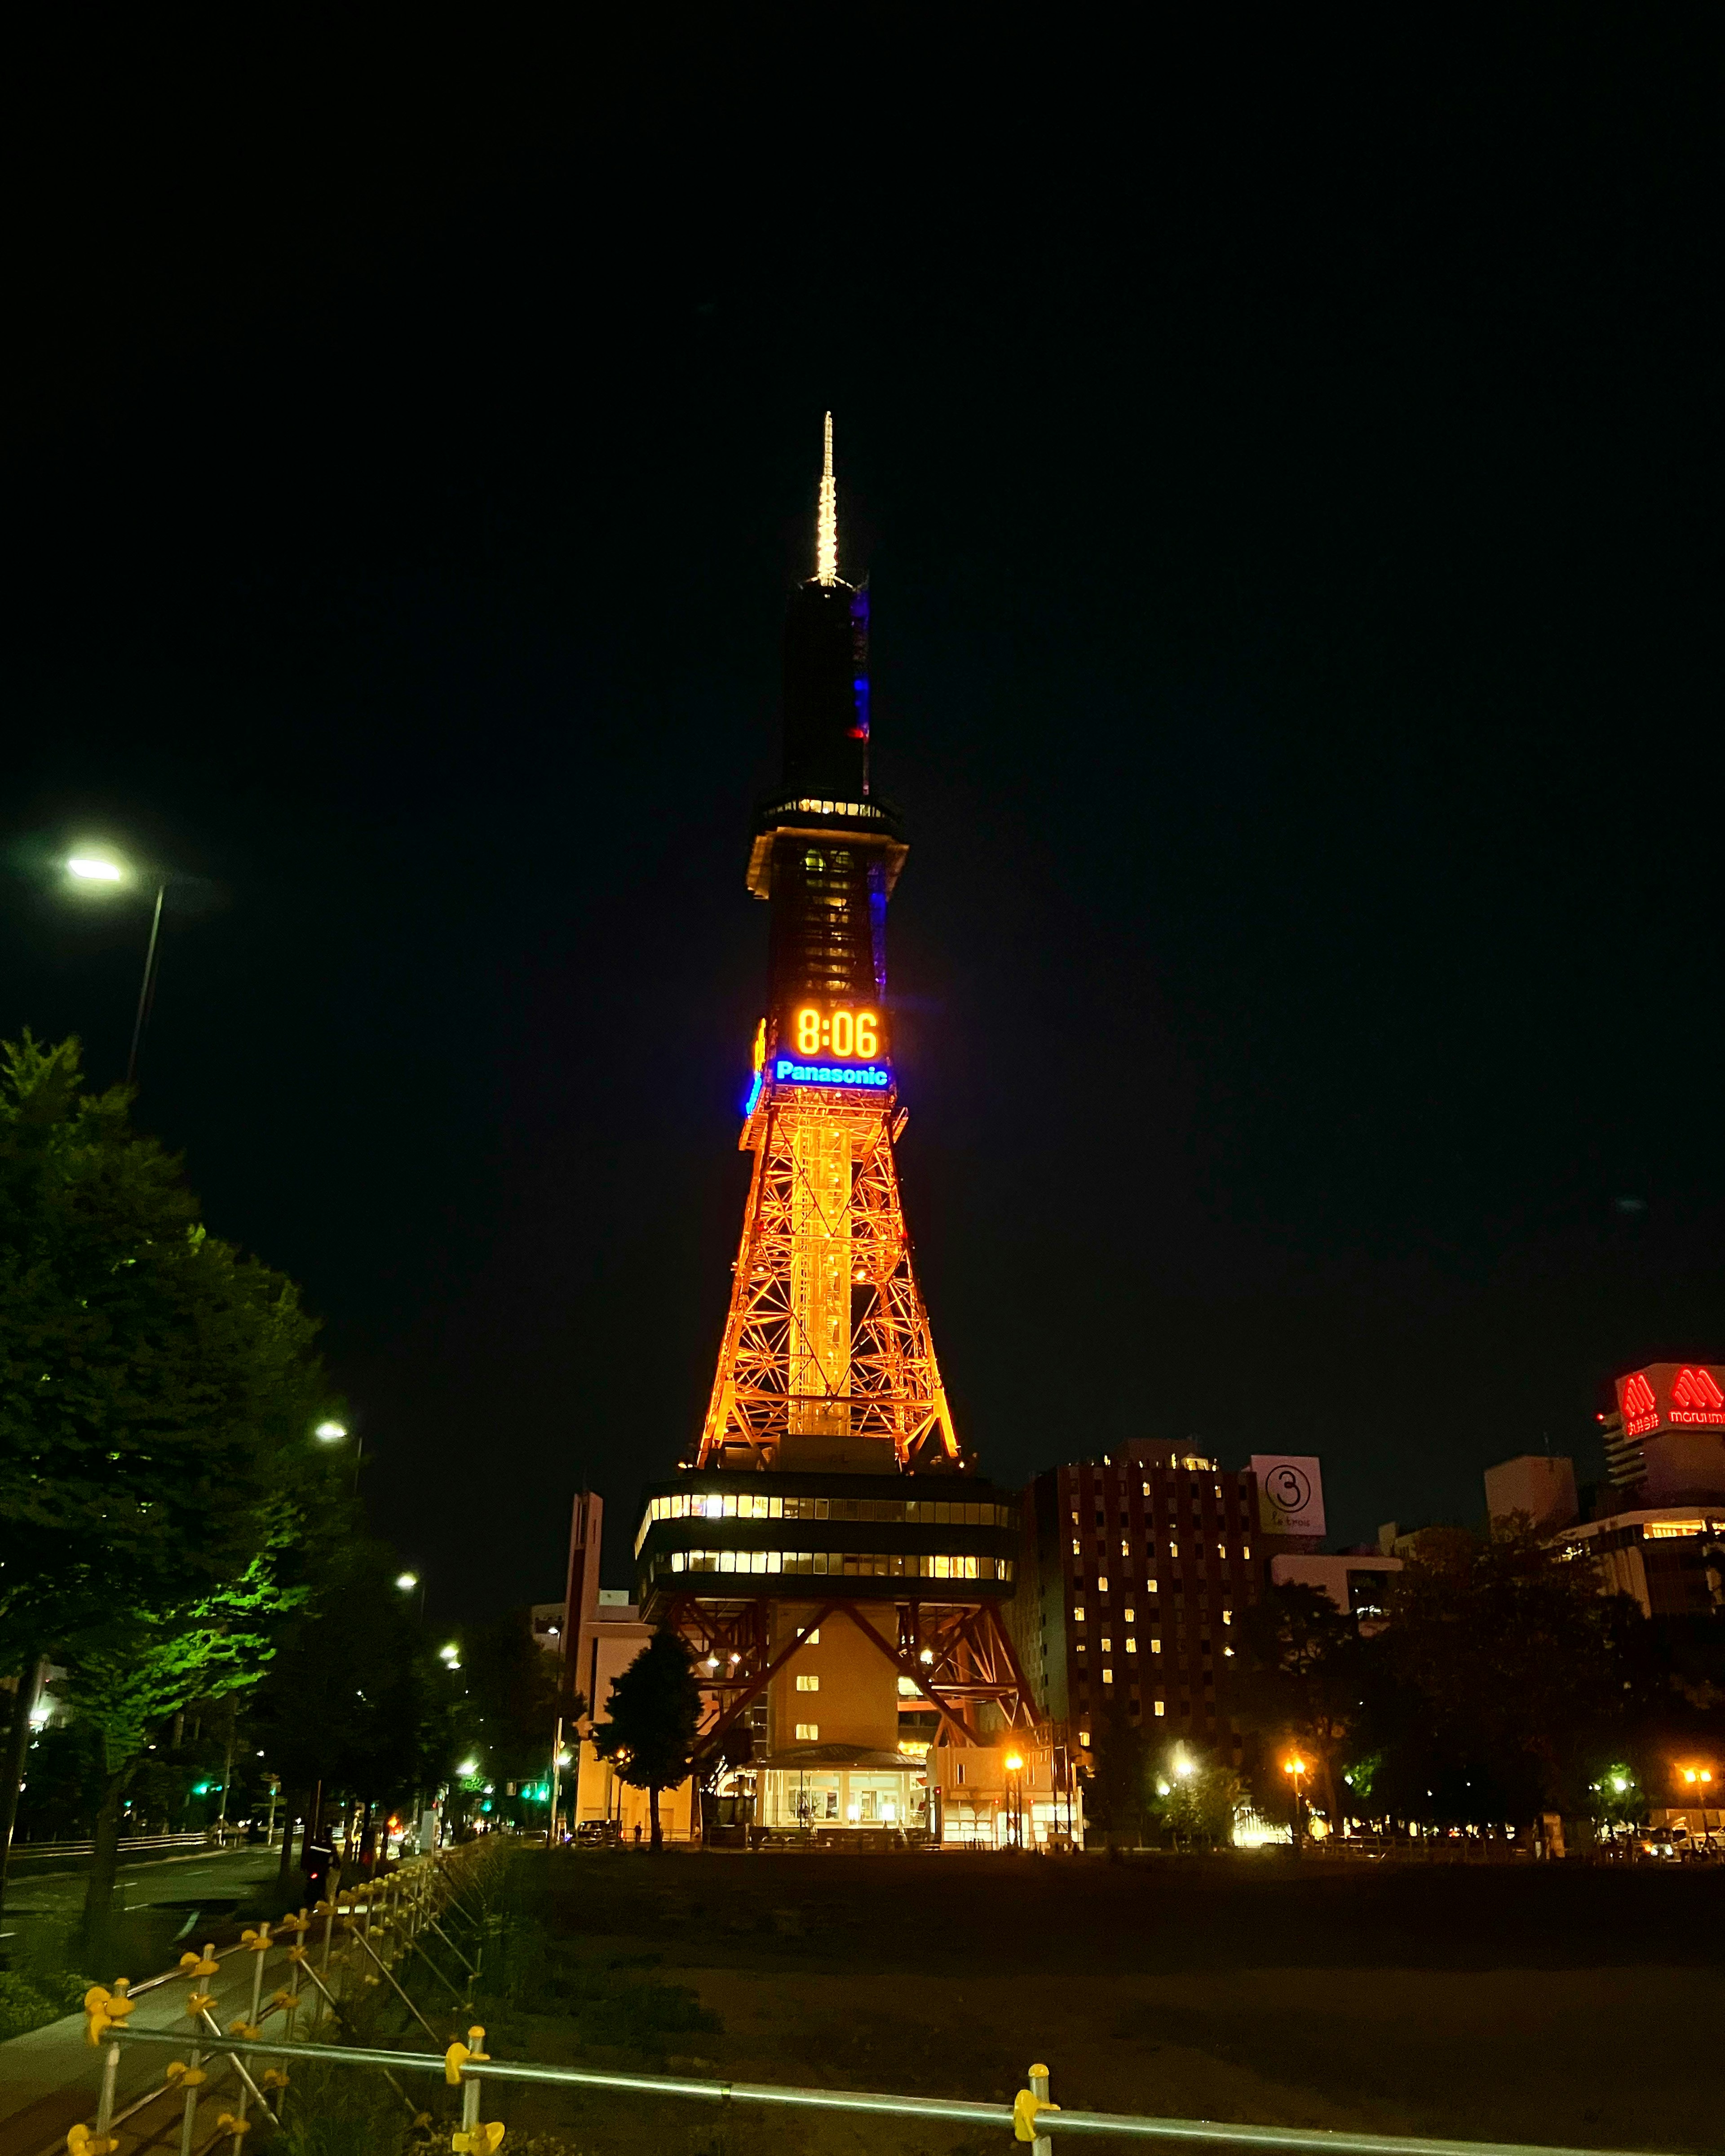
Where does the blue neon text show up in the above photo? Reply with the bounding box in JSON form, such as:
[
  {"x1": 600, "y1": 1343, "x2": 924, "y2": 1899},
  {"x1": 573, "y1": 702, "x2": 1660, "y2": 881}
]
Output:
[{"x1": 774, "y1": 1059, "x2": 890, "y2": 1089}]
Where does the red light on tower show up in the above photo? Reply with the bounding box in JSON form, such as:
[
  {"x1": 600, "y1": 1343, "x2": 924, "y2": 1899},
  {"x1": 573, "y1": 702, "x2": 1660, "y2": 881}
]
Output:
[{"x1": 1670, "y1": 1366, "x2": 1724, "y2": 1411}]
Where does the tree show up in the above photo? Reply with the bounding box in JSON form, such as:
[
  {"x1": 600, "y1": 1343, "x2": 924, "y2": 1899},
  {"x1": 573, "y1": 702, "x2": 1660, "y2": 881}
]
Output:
[
  {"x1": 590, "y1": 1629, "x2": 699, "y2": 1850},
  {"x1": 0, "y1": 1036, "x2": 336, "y2": 1932},
  {"x1": 249, "y1": 1533, "x2": 450, "y2": 1882},
  {"x1": 458, "y1": 1609, "x2": 566, "y2": 1794},
  {"x1": 1158, "y1": 1755, "x2": 1243, "y2": 1849},
  {"x1": 1381, "y1": 1524, "x2": 1641, "y2": 1825},
  {"x1": 1230, "y1": 1581, "x2": 1365, "y2": 1827},
  {"x1": 61, "y1": 1560, "x2": 294, "y2": 1930},
  {"x1": 1083, "y1": 1695, "x2": 1152, "y2": 1844}
]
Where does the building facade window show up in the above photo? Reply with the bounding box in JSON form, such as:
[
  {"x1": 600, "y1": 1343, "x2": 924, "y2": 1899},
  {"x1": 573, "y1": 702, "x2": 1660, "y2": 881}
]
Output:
[
  {"x1": 796, "y1": 1674, "x2": 819, "y2": 1692},
  {"x1": 795, "y1": 1722, "x2": 819, "y2": 1741}
]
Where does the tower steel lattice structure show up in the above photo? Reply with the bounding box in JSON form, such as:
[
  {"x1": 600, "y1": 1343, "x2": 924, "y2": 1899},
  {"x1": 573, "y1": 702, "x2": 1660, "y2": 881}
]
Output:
[{"x1": 637, "y1": 418, "x2": 1042, "y2": 1835}]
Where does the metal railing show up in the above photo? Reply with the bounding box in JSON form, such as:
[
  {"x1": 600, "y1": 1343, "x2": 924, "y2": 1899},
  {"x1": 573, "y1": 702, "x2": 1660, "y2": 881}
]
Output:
[
  {"x1": 94, "y1": 2026, "x2": 1679, "y2": 2156},
  {"x1": 51, "y1": 1838, "x2": 502, "y2": 2156},
  {"x1": 60, "y1": 1838, "x2": 1680, "y2": 2156}
]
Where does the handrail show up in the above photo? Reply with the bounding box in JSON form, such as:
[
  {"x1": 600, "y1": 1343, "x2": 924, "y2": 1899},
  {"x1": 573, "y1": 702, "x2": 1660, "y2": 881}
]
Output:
[
  {"x1": 106, "y1": 2028, "x2": 1678, "y2": 2156},
  {"x1": 40, "y1": 1842, "x2": 497, "y2": 2156}
]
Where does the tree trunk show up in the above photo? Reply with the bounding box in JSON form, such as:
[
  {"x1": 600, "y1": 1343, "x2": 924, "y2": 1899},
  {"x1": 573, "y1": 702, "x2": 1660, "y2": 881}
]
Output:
[
  {"x1": 82, "y1": 1763, "x2": 137, "y2": 1939},
  {"x1": 0, "y1": 1652, "x2": 47, "y2": 1932},
  {"x1": 648, "y1": 1782, "x2": 663, "y2": 1851}
]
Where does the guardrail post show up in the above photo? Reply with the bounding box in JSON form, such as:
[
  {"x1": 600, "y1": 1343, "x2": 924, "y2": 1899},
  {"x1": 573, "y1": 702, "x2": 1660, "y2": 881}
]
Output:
[
  {"x1": 96, "y1": 2039, "x2": 120, "y2": 2147},
  {"x1": 1030, "y1": 2063, "x2": 1053, "y2": 2156},
  {"x1": 1013, "y1": 2063, "x2": 1058, "y2": 2156}
]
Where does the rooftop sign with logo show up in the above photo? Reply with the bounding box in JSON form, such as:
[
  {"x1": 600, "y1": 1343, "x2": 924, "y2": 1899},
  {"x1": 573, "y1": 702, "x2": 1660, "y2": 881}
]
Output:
[
  {"x1": 1614, "y1": 1364, "x2": 1725, "y2": 1438},
  {"x1": 1250, "y1": 1455, "x2": 1326, "y2": 1537}
]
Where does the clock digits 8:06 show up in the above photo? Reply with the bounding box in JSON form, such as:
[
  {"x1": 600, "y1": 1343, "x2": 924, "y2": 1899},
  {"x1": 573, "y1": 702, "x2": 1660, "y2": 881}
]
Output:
[{"x1": 794, "y1": 1006, "x2": 879, "y2": 1059}]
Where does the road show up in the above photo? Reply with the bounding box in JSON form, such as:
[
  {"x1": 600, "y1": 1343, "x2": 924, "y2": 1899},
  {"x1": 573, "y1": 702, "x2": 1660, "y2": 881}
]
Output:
[
  {"x1": 0, "y1": 1850, "x2": 296, "y2": 2156},
  {"x1": 2, "y1": 1845, "x2": 286, "y2": 1941}
]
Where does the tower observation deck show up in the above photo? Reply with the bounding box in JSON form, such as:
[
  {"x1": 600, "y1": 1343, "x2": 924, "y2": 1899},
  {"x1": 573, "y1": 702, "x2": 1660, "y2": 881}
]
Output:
[{"x1": 636, "y1": 419, "x2": 1040, "y2": 1840}]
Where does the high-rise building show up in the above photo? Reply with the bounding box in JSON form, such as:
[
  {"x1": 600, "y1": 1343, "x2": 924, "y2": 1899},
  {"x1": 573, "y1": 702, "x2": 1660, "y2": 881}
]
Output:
[
  {"x1": 1009, "y1": 1441, "x2": 1271, "y2": 1761},
  {"x1": 632, "y1": 421, "x2": 1042, "y2": 1843}
]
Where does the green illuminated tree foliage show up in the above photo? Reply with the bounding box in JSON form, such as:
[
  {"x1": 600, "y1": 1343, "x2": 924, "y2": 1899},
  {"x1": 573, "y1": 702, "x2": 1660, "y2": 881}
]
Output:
[
  {"x1": 591, "y1": 1628, "x2": 700, "y2": 1851},
  {"x1": 0, "y1": 1035, "x2": 337, "y2": 1933}
]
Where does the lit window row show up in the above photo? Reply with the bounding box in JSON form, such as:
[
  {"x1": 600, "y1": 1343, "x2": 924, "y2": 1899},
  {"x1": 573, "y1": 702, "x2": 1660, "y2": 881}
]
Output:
[
  {"x1": 782, "y1": 796, "x2": 886, "y2": 820},
  {"x1": 663, "y1": 1550, "x2": 1013, "y2": 1581},
  {"x1": 640, "y1": 1490, "x2": 1013, "y2": 1550}
]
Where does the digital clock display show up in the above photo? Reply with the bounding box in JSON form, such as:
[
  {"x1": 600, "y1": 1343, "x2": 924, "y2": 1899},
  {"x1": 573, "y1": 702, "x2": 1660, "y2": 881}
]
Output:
[{"x1": 791, "y1": 1006, "x2": 880, "y2": 1060}]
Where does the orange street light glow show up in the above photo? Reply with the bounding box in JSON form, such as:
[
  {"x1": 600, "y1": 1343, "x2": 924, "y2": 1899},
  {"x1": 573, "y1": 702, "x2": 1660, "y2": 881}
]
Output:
[{"x1": 1004, "y1": 1754, "x2": 1024, "y2": 1772}]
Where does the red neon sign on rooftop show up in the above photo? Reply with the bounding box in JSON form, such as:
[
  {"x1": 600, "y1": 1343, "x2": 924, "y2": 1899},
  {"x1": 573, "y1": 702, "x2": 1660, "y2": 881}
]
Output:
[
  {"x1": 1619, "y1": 1370, "x2": 1659, "y2": 1438},
  {"x1": 1617, "y1": 1364, "x2": 1725, "y2": 1437},
  {"x1": 1670, "y1": 1366, "x2": 1724, "y2": 1412}
]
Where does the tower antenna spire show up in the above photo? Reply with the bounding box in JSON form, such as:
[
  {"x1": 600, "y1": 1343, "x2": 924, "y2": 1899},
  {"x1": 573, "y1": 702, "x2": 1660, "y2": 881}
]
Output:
[{"x1": 815, "y1": 411, "x2": 838, "y2": 585}]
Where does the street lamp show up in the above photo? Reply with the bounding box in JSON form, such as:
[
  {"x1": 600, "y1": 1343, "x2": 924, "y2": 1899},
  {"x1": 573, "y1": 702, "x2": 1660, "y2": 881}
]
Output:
[
  {"x1": 396, "y1": 1571, "x2": 427, "y2": 1620},
  {"x1": 1283, "y1": 1754, "x2": 1307, "y2": 1848},
  {"x1": 314, "y1": 1419, "x2": 365, "y2": 1494},
  {"x1": 64, "y1": 846, "x2": 169, "y2": 1085},
  {"x1": 1004, "y1": 1752, "x2": 1025, "y2": 1851}
]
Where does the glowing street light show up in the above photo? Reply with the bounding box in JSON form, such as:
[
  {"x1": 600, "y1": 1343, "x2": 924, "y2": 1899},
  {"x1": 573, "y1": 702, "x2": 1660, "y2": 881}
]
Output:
[
  {"x1": 396, "y1": 1573, "x2": 418, "y2": 1590},
  {"x1": 1003, "y1": 1751, "x2": 1026, "y2": 1850},
  {"x1": 1283, "y1": 1754, "x2": 1308, "y2": 1849},
  {"x1": 61, "y1": 843, "x2": 169, "y2": 1084},
  {"x1": 456, "y1": 1758, "x2": 478, "y2": 1777},
  {"x1": 313, "y1": 1418, "x2": 367, "y2": 1494}
]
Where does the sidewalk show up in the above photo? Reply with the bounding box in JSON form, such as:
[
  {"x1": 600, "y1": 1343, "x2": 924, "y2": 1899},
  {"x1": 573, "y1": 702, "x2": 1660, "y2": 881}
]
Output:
[{"x1": 0, "y1": 1856, "x2": 306, "y2": 2156}]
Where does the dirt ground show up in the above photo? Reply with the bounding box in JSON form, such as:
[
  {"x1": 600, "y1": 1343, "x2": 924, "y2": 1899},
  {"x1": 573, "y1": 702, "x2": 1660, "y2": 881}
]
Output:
[{"x1": 478, "y1": 1847, "x2": 1725, "y2": 2156}]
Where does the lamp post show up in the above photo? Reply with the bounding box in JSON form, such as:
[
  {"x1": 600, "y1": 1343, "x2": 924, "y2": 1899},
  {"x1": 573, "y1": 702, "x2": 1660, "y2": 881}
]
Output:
[
  {"x1": 1004, "y1": 1752, "x2": 1025, "y2": 1851},
  {"x1": 395, "y1": 1571, "x2": 427, "y2": 1622},
  {"x1": 64, "y1": 850, "x2": 170, "y2": 1086},
  {"x1": 315, "y1": 1419, "x2": 363, "y2": 1495},
  {"x1": 1283, "y1": 1754, "x2": 1307, "y2": 1850}
]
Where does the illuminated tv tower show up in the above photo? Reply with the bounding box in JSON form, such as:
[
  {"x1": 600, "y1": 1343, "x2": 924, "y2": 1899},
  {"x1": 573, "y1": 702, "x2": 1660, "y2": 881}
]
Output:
[{"x1": 634, "y1": 418, "x2": 1039, "y2": 1841}]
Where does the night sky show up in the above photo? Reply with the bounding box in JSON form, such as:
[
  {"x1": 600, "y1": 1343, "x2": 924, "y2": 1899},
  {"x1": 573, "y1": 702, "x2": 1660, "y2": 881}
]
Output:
[{"x1": 6, "y1": 20, "x2": 1717, "y2": 1621}]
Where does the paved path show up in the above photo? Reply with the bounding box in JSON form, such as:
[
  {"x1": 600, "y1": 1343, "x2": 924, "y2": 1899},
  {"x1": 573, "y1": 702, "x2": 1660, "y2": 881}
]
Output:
[{"x1": 0, "y1": 1851, "x2": 305, "y2": 2156}]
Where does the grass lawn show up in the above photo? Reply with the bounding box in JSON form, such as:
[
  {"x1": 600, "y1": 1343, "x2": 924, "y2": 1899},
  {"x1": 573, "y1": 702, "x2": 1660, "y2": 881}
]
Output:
[{"x1": 468, "y1": 1847, "x2": 1724, "y2": 2156}]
